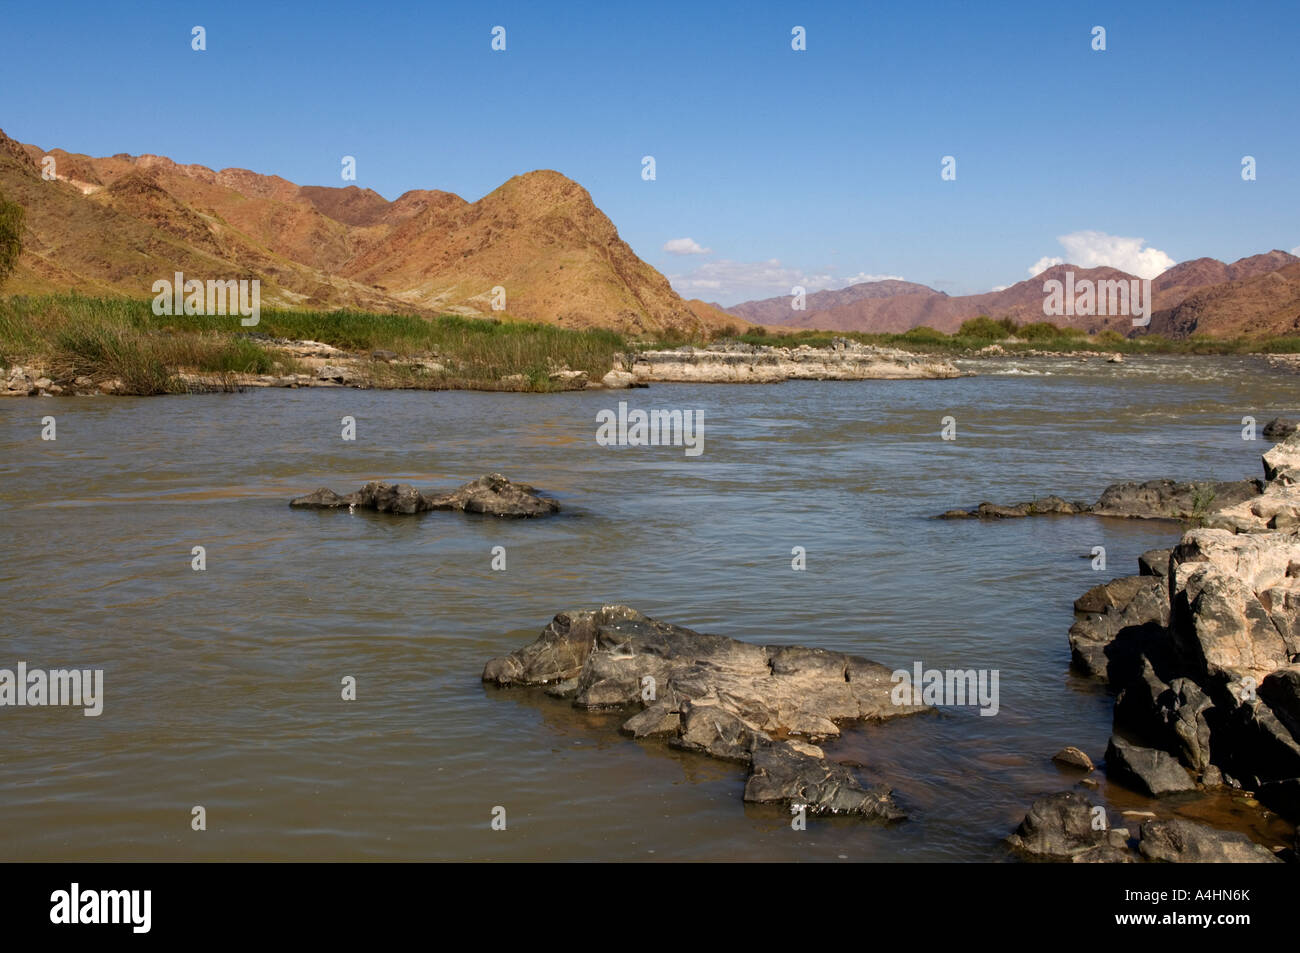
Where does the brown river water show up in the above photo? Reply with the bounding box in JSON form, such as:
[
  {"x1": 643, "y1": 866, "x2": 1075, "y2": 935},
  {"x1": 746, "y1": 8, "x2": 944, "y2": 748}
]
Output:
[{"x1": 1, "y1": 354, "x2": 1297, "y2": 861}]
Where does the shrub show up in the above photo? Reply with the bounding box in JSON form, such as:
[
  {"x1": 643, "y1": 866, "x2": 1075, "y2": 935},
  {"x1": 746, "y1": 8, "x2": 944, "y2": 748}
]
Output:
[
  {"x1": 900, "y1": 325, "x2": 944, "y2": 342},
  {"x1": 0, "y1": 192, "x2": 23, "y2": 289},
  {"x1": 957, "y1": 316, "x2": 1012, "y2": 340}
]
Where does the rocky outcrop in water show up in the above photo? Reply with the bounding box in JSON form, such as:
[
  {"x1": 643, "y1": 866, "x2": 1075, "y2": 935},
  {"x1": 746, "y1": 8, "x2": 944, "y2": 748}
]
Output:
[
  {"x1": 985, "y1": 432, "x2": 1300, "y2": 859},
  {"x1": 1007, "y1": 792, "x2": 1280, "y2": 862},
  {"x1": 939, "y1": 480, "x2": 1262, "y2": 521},
  {"x1": 628, "y1": 339, "x2": 962, "y2": 383},
  {"x1": 1087, "y1": 448, "x2": 1300, "y2": 812},
  {"x1": 1068, "y1": 521, "x2": 1300, "y2": 824},
  {"x1": 482, "y1": 605, "x2": 925, "y2": 819},
  {"x1": 1263, "y1": 417, "x2": 1298, "y2": 440},
  {"x1": 290, "y1": 473, "x2": 560, "y2": 517}
]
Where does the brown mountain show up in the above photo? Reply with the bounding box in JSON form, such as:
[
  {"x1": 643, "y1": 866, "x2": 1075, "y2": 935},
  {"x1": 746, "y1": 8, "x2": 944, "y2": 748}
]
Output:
[
  {"x1": 1151, "y1": 262, "x2": 1300, "y2": 337},
  {"x1": 726, "y1": 279, "x2": 939, "y2": 325},
  {"x1": 1, "y1": 130, "x2": 738, "y2": 334},
  {"x1": 728, "y1": 252, "x2": 1300, "y2": 337}
]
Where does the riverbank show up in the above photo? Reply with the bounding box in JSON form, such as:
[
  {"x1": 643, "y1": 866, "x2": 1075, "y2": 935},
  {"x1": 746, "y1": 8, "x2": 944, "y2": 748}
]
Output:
[
  {"x1": 7, "y1": 294, "x2": 1300, "y2": 397},
  {"x1": 1, "y1": 295, "x2": 962, "y2": 396}
]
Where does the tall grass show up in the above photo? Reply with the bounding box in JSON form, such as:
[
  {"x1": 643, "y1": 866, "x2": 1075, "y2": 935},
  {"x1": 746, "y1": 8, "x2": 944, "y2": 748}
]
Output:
[{"x1": 0, "y1": 294, "x2": 627, "y2": 394}]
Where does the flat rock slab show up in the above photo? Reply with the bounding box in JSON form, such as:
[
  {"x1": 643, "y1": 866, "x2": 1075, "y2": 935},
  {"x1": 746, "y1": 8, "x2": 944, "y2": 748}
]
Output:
[
  {"x1": 290, "y1": 473, "x2": 559, "y2": 518},
  {"x1": 483, "y1": 605, "x2": 926, "y2": 819},
  {"x1": 1138, "y1": 818, "x2": 1281, "y2": 863},
  {"x1": 629, "y1": 340, "x2": 962, "y2": 383}
]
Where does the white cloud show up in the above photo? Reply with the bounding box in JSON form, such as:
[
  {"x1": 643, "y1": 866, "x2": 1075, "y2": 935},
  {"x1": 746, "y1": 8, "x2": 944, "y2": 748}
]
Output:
[
  {"x1": 1292, "y1": 245, "x2": 1300, "y2": 256},
  {"x1": 990, "y1": 285, "x2": 1009, "y2": 292},
  {"x1": 1027, "y1": 231, "x2": 1175, "y2": 279},
  {"x1": 838, "y1": 271, "x2": 906, "y2": 286},
  {"x1": 667, "y1": 259, "x2": 903, "y2": 303},
  {"x1": 662, "y1": 237, "x2": 712, "y2": 255},
  {"x1": 1027, "y1": 256, "x2": 1064, "y2": 277}
]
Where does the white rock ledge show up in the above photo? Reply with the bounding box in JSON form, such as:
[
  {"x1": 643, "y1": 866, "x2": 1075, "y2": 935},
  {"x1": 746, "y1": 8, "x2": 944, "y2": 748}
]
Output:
[{"x1": 628, "y1": 340, "x2": 963, "y2": 383}]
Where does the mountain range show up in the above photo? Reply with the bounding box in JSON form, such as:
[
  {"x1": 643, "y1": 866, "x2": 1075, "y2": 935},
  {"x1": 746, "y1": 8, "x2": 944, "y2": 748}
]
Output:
[
  {"x1": 3, "y1": 129, "x2": 1298, "y2": 339},
  {"x1": 722, "y1": 252, "x2": 1300, "y2": 337},
  {"x1": 0, "y1": 129, "x2": 737, "y2": 335}
]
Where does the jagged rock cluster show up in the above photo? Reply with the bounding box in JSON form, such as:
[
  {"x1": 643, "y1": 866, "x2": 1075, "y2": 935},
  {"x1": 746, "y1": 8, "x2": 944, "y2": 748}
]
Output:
[
  {"x1": 482, "y1": 605, "x2": 926, "y2": 819},
  {"x1": 290, "y1": 473, "x2": 559, "y2": 517},
  {"x1": 1010, "y1": 432, "x2": 1300, "y2": 860}
]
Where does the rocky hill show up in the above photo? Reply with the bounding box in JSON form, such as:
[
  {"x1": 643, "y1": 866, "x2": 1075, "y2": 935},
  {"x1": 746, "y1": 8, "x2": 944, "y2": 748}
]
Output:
[{"x1": 0, "y1": 130, "x2": 738, "y2": 335}]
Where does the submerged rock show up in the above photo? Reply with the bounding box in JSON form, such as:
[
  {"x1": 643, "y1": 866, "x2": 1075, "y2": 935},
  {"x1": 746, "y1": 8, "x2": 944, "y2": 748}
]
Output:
[
  {"x1": 940, "y1": 480, "x2": 1261, "y2": 522},
  {"x1": 483, "y1": 606, "x2": 925, "y2": 818},
  {"x1": 938, "y1": 496, "x2": 1091, "y2": 519},
  {"x1": 290, "y1": 473, "x2": 559, "y2": 517}
]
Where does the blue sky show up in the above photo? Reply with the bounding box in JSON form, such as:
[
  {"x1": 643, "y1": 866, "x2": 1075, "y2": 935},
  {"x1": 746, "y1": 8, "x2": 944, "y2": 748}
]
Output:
[{"x1": 3, "y1": 0, "x2": 1297, "y2": 304}]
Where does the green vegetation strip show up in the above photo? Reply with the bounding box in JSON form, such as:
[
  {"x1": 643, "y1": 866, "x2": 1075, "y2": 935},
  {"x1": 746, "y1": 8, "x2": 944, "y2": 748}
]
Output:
[
  {"x1": 3, "y1": 296, "x2": 1299, "y2": 396},
  {"x1": 648, "y1": 315, "x2": 1300, "y2": 355},
  {"x1": 0, "y1": 295, "x2": 627, "y2": 394}
]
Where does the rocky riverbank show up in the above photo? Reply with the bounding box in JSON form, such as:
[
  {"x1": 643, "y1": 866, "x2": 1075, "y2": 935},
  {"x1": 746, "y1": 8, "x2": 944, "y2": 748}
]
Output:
[
  {"x1": 2, "y1": 335, "x2": 962, "y2": 396},
  {"x1": 483, "y1": 605, "x2": 926, "y2": 818},
  {"x1": 984, "y1": 431, "x2": 1300, "y2": 861},
  {"x1": 624, "y1": 339, "x2": 963, "y2": 383}
]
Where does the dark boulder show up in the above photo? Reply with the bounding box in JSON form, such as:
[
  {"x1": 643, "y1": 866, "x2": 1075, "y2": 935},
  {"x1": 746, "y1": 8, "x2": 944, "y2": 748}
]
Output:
[
  {"x1": 1260, "y1": 665, "x2": 1300, "y2": 740},
  {"x1": 1104, "y1": 735, "x2": 1196, "y2": 797},
  {"x1": 742, "y1": 737, "x2": 904, "y2": 819},
  {"x1": 1138, "y1": 548, "x2": 1172, "y2": 578},
  {"x1": 425, "y1": 473, "x2": 560, "y2": 517},
  {"x1": 1216, "y1": 698, "x2": 1300, "y2": 790},
  {"x1": 1263, "y1": 417, "x2": 1298, "y2": 440},
  {"x1": 1091, "y1": 479, "x2": 1261, "y2": 520},
  {"x1": 1074, "y1": 575, "x2": 1149, "y2": 614},
  {"x1": 1068, "y1": 577, "x2": 1171, "y2": 683},
  {"x1": 1006, "y1": 792, "x2": 1129, "y2": 861}
]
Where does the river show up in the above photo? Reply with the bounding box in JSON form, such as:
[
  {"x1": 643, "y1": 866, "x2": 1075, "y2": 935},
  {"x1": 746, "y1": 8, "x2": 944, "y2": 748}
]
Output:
[{"x1": 1, "y1": 354, "x2": 1296, "y2": 860}]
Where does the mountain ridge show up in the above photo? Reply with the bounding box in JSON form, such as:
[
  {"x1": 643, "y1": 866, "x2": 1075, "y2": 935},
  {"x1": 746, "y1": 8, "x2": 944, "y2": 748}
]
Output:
[
  {"x1": 0, "y1": 130, "x2": 739, "y2": 334},
  {"x1": 721, "y1": 251, "x2": 1300, "y2": 336}
]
